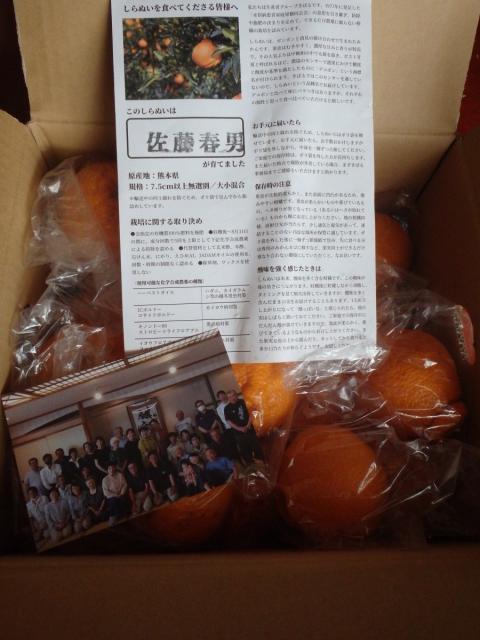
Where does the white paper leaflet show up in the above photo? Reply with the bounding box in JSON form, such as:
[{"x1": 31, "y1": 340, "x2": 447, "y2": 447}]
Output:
[{"x1": 111, "y1": 0, "x2": 376, "y2": 362}]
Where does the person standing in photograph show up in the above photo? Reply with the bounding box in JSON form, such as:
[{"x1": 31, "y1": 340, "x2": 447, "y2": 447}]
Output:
[
  {"x1": 138, "y1": 426, "x2": 159, "y2": 465},
  {"x1": 174, "y1": 410, "x2": 194, "y2": 435},
  {"x1": 24, "y1": 458, "x2": 46, "y2": 496},
  {"x1": 26, "y1": 487, "x2": 49, "y2": 542},
  {"x1": 189, "y1": 434, "x2": 208, "y2": 460},
  {"x1": 172, "y1": 445, "x2": 189, "y2": 475},
  {"x1": 210, "y1": 426, "x2": 234, "y2": 460},
  {"x1": 54, "y1": 448, "x2": 73, "y2": 482},
  {"x1": 45, "y1": 487, "x2": 72, "y2": 543},
  {"x1": 39, "y1": 453, "x2": 62, "y2": 492},
  {"x1": 68, "y1": 483, "x2": 91, "y2": 534},
  {"x1": 85, "y1": 477, "x2": 107, "y2": 524},
  {"x1": 126, "y1": 462, "x2": 152, "y2": 515},
  {"x1": 112, "y1": 426, "x2": 127, "y2": 448},
  {"x1": 166, "y1": 432, "x2": 180, "y2": 463},
  {"x1": 124, "y1": 428, "x2": 144, "y2": 469},
  {"x1": 94, "y1": 437, "x2": 110, "y2": 477},
  {"x1": 224, "y1": 390, "x2": 264, "y2": 465},
  {"x1": 146, "y1": 452, "x2": 177, "y2": 505},
  {"x1": 216, "y1": 389, "x2": 239, "y2": 459},
  {"x1": 80, "y1": 466, "x2": 94, "y2": 490},
  {"x1": 204, "y1": 448, "x2": 237, "y2": 486},
  {"x1": 102, "y1": 462, "x2": 129, "y2": 525},
  {"x1": 66, "y1": 448, "x2": 82, "y2": 480},
  {"x1": 194, "y1": 400, "x2": 222, "y2": 442},
  {"x1": 109, "y1": 437, "x2": 128, "y2": 473},
  {"x1": 150, "y1": 419, "x2": 169, "y2": 456},
  {"x1": 179, "y1": 429, "x2": 194, "y2": 454},
  {"x1": 216, "y1": 390, "x2": 230, "y2": 429},
  {"x1": 56, "y1": 474, "x2": 72, "y2": 500},
  {"x1": 79, "y1": 442, "x2": 98, "y2": 477},
  {"x1": 180, "y1": 460, "x2": 209, "y2": 496}
]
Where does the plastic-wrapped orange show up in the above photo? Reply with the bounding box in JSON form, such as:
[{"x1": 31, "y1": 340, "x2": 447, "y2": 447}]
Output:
[
  {"x1": 134, "y1": 484, "x2": 234, "y2": 547},
  {"x1": 375, "y1": 212, "x2": 412, "y2": 270},
  {"x1": 368, "y1": 329, "x2": 465, "y2": 440},
  {"x1": 277, "y1": 424, "x2": 387, "y2": 539},
  {"x1": 23, "y1": 324, "x2": 108, "y2": 387},
  {"x1": 232, "y1": 363, "x2": 296, "y2": 436},
  {"x1": 58, "y1": 160, "x2": 120, "y2": 262},
  {"x1": 192, "y1": 38, "x2": 221, "y2": 68}
]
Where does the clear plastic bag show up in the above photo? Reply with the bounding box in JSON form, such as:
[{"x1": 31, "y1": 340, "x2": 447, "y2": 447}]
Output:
[
  {"x1": 275, "y1": 420, "x2": 463, "y2": 547},
  {"x1": 6, "y1": 161, "x2": 478, "y2": 553},
  {"x1": 270, "y1": 260, "x2": 476, "y2": 548},
  {"x1": 10, "y1": 156, "x2": 123, "y2": 390},
  {"x1": 28, "y1": 156, "x2": 120, "y2": 269}
]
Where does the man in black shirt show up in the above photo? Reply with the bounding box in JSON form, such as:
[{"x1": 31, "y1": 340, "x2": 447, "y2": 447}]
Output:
[
  {"x1": 146, "y1": 453, "x2": 177, "y2": 505},
  {"x1": 224, "y1": 390, "x2": 264, "y2": 464},
  {"x1": 54, "y1": 448, "x2": 75, "y2": 483},
  {"x1": 126, "y1": 462, "x2": 152, "y2": 514},
  {"x1": 194, "y1": 399, "x2": 222, "y2": 442},
  {"x1": 124, "y1": 428, "x2": 143, "y2": 469}
]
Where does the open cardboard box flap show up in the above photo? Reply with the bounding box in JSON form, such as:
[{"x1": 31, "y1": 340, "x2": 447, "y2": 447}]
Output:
[
  {"x1": 1, "y1": 1, "x2": 480, "y2": 636},
  {"x1": 12, "y1": 0, "x2": 480, "y2": 187}
]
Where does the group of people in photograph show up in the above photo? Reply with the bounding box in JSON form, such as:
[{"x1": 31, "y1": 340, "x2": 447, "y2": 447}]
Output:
[{"x1": 23, "y1": 388, "x2": 264, "y2": 547}]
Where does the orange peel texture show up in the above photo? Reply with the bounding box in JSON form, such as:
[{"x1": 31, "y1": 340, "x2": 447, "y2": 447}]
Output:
[
  {"x1": 368, "y1": 329, "x2": 465, "y2": 440},
  {"x1": 232, "y1": 363, "x2": 297, "y2": 436},
  {"x1": 277, "y1": 424, "x2": 387, "y2": 539},
  {"x1": 134, "y1": 484, "x2": 234, "y2": 547}
]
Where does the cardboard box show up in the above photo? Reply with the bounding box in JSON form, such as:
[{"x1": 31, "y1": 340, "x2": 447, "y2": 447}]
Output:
[{"x1": 0, "y1": 1, "x2": 480, "y2": 637}]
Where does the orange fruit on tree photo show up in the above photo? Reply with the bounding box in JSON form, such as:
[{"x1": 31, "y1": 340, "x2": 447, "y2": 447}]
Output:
[
  {"x1": 137, "y1": 38, "x2": 148, "y2": 48},
  {"x1": 277, "y1": 424, "x2": 388, "y2": 539},
  {"x1": 375, "y1": 211, "x2": 412, "y2": 270},
  {"x1": 173, "y1": 73, "x2": 185, "y2": 85},
  {"x1": 192, "y1": 38, "x2": 222, "y2": 68},
  {"x1": 368, "y1": 329, "x2": 465, "y2": 440}
]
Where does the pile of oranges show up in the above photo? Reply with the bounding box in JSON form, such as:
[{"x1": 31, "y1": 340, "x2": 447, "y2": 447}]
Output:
[{"x1": 19, "y1": 157, "x2": 472, "y2": 548}]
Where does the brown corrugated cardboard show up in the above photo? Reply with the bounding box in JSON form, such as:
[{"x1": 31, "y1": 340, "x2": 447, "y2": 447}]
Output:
[
  {"x1": 416, "y1": 127, "x2": 480, "y2": 445},
  {"x1": 1, "y1": 1, "x2": 480, "y2": 637},
  {"x1": 1, "y1": 547, "x2": 480, "y2": 639}
]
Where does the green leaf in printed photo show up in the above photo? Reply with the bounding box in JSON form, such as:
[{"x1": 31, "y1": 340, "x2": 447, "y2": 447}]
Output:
[{"x1": 123, "y1": 16, "x2": 242, "y2": 100}]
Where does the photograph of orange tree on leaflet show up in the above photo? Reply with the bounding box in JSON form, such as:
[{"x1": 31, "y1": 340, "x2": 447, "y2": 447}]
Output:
[{"x1": 124, "y1": 17, "x2": 241, "y2": 100}]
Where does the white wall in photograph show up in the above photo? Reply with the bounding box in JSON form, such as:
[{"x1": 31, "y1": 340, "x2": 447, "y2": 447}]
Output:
[
  {"x1": 208, "y1": 367, "x2": 240, "y2": 397},
  {"x1": 87, "y1": 403, "x2": 131, "y2": 444},
  {"x1": 14, "y1": 424, "x2": 87, "y2": 480},
  {"x1": 155, "y1": 377, "x2": 212, "y2": 430}
]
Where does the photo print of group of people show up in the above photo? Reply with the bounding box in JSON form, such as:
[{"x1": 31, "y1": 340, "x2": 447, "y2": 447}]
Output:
[{"x1": 2, "y1": 332, "x2": 265, "y2": 551}]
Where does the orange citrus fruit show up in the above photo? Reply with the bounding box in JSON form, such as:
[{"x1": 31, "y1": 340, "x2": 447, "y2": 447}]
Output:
[
  {"x1": 375, "y1": 212, "x2": 412, "y2": 270},
  {"x1": 232, "y1": 363, "x2": 296, "y2": 436},
  {"x1": 137, "y1": 38, "x2": 148, "y2": 49},
  {"x1": 134, "y1": 484, "x2": 234, "y2": 547},
  {"x1": 162, "y1": 37, "x2": 172, "y2": 47},
  {"x1": 232, "y1": 363, "x2": 250, "y2": 388},
  {"x1": 192, "y1": 38, "x2": 221, "y2": 68},
  {"x1": 124, "y1": 19, "x2": 135, "y2": 27},
  {"x1": 368, "y1": 329, "x2": 465, "y2": 440},
  {"x1": 173, "y1": 73, "x2": 185, "y2": 85},
  {"x1": 277, "y1": 424, "x2": 387, "y2": 539},
  {"x1": 59, "y1": 160, "x2": 120, "y2": 262},
  {"x1": 232, "y1": 93, "x2": 242, "y2": 100}
]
